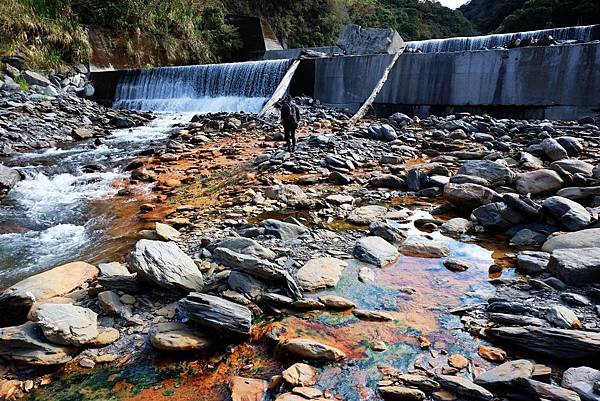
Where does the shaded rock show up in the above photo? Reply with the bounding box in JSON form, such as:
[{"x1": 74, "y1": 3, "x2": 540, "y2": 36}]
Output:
[
  {"x1": 369, "y1": 174, "x2": 405, "y2": 189},
  {"x1": 399, "y1": 243, "x2": 449, "y2": 258},
  {"x1": 33, "y1": 304, "x2": 98, "y2": 346},
  {"x1": 542, "y1": 229, "x2": 600, "y2": 252},
  {"x1": 97, "y1": 290, "x2": 126, "y2": 315},
  {"x1": 261, "y1": 219, "x2": 309, "y2": 240},
  {"x1": 22, "y1": 70, "x2": 51, "y2": 87},
  {"x1": 369, "y1": 221, "x2": 406, "y2": 242},
  {"x1": 509, "y1": 228, "x2": 548, "y2": 248},
  {"x1": 557, "y1": 137, "x2": 584, "y2": 156},
  {"x1": 489, "y1": 313, "x2": 549, "y2": 327},
  {"x1": 543, "y1": 197, "x2": 591, "y2": 231},
  {"x1": 562, "y1": 366, "x2": 600, "y2": 401},
  {"x1": 130, "y1": 239, "x2": 203, "y2": 292},
  {"x1": 458, "y1": 160, "x2": 514, "y2": 187},
  {"x1": 443, "y1": 183, "x2": 498, "y2": 210},
  {"x1": 542, "y1": 138, "x2": 568, "y2": 161},
  {"x1": 211, "y1": 237, "x2": 276, "y2": 260},
  {"x1": 0, "y1": 165, "x2": 21, "y2": 196},
  {"x1": 179, "y1": 293, "x2": 252, "y2": 337},
  {"x1": 552, "y1": 160, "x2": 594, "y2": 177},
  {"x1": 444, "y1": 259, "x2": 470, "y2": 272},
  {"x1": 545, "y1": 305, "x2": 582, "y2": 329},
  {"x1": 436, "y1": 375, "x2": 493, "y2": 400},
  {"x1": 282, "y1": 363, "x2": 318, "y2": 387},
  {"x1": 229, "y1": 376, "x2": 268, "y2": 401},
  {"x1": 515, "y1": 169, "x2": 563, "y2": 195},
  {"x1": 149, "y1": 322, "x2": 212, "y2": 352},
  {"x1": 517, "y1": 251, "x2": 550, "y2": 274},
  {"x1": 0, "y1": 322, "x2": 75, "y2": 365},
  {"x1": 213, "y1": 247, "x2": 285, "y2": 280},
  {"x1": 296, "y1": 257, "x2": 346, "y2": 292},
  {"x1": 490, "y1": 326, "x2": 600, "y2": 359},
  {"x1": 557, "y1": 187, "x2": 600, "y2": 200},
  {"x1": 548, "y1": 247, "x2": 600, "y2": 286},
  {"x1": 280, "y1": 338, "x2": 345, "y2": 362},
  {"x1": 561, "y1": 293, "x2": 591, "y2": 307},
  {"x1": 353, "y1": 236, "x2": 399, "y2": 267},
  {"x1": 0, "y1": 261, "x2": 98, "y2": 326},
  {"x1": 472, "y1": 202, "x2": 523, "y2": 229},
  {"x1": 521, "y1": 378, "x2": 581, "y2": 401}
]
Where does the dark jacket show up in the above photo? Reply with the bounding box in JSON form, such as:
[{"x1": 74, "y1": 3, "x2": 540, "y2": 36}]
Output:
[{"x1": 281, "y1": 101, "x2": 300, "y2": 129}]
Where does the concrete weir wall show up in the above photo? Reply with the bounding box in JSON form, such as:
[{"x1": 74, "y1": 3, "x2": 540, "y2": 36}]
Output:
[{"x1": 308, "y1": 43, "x2": 600, "y2": 120}]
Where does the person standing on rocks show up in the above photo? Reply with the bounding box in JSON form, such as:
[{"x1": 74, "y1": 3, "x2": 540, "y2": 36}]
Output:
[{"x1": 280, "y1": 95, "x2": 300, "y2": 153}]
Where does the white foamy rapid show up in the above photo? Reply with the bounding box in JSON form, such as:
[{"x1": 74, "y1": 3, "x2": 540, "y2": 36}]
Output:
[
  {"x1": 406, "y1": 24, "x2": 597, "y2": 53},
  {"x1": 0, "y1": 115, "x2": 189, "y2": 285},
  {"x1": 113, "y1": 59, "x2": 291, "y2": 113}
]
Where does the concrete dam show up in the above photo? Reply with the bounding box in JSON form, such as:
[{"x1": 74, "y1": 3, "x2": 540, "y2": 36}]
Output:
[{"x1": 91, "y1": 25, "x2": 600, "y2": 120}]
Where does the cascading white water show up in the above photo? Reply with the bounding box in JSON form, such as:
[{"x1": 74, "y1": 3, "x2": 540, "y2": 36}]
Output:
[
  {"x1": 406, "y1": 24, "x2": 597, "y2": 53},
  {"x1": 113, "y1": 59, "x2": 291, "y2": 113}
]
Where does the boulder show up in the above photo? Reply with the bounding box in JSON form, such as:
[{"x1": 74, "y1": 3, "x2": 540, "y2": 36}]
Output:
[
  {"x1": 280, "y1": 338, "x2": 345, "y2": 362},
  {"x1": 369, "y1": 221, "x2": 406, "y2": 242},
  {"x1": 399, "y1": 243, "x2": 449, "y2": 258},
  {"x1": 542, "y1": 138, "x2": 568, "y2": 161},
  {"x1": 557, "y1": 136, "x2": 584, "y2": 156},
  {"x1": 337, "y1": 24, "x2": 405, "y2": 55},
  {"x1": 472, "y1": 202, "x2": 523, "y2": 229},
  {"x1": 129, "y1": 239, "x2": 203, "y2": 292},
  {"x1": 229, "y1": 376, "x2": 268, "y2": 401},
  {"x1": 261, "y1": 219, "x2": 309, "y2": 240},
  {"x1": 520, "y1": 379, "x2": 581, "y2": 401},
  {"x1": 369, "y1": 174, "x2": 405, "y2": 189},
  {"x1": 552, "y1": 160, "x2": 594, "y2": 177},
  {"x1": 213, "y1": 247, "x2": 285, "y2": 280},
  {"x1": 436, "y1": 375, "x2": 493, "y2": 400},
  {"x1": 457, "y1": 160, "x2": 514, "y2": 187},
  {"x1": 548, "y1": 247, "x2": 600, "y2": 286},
  {"x1": 515, "y1": 169, "x2": 563, "y2": 195},
  {"x1": 264, "y1": 184, "x2": 311, "y2": 208},
  {"x1": 0, "y1": 261, "x2": 98, "y2": 326},
  {"x1": 297, "y1": 257, "x2": 347, "y2": 292},
  {"x1": 149, "y1": 322, "x2": 212, "y2": 352},
  {"x1": 353, "y1": 236, "x2": 399, "y2": 267},
  {"x1": 516, "y1": 251, "x2": 550, "y2": 274},
  {"x1": 0, "y1": 165, "x2": 21, "y2": 196},
  {"x1": 542, "y1": 197, "x2": 590, "y2": 231},
  {"x1": 179, "y1": 293, "x2": 252, "y2": 337},
  {"x1": 282, "y1": 363, "x2": 318, "y2": 386},
  {"x1": 353, "y1": 309, "x2": 394, "y2": 321},
  {"x1": 443, "y1": 183, "x2": 498, "y2": 210},
  {"x1": 562, "y1": 366, "x2": 600, "y2": 401},
  {"x1": 545, "y1": 305, "x2": 582, "y2": 329},
  {"x1": 211, "y1": 237, "x2": 276, "y2": 260},
  {"x1": 440, "y1": 218, "x2": 471, "y2": 236},
  {"x1": 557, "y1": 187, "x2": 600, "y2": 200},
  {"x1": 542, "y1": 229, "x2": 600, "y2": 252},
  {"x1": 490, "y1": 326, "x2": 600, "y2": 359},
  {"x1": 348, "y1": 205, "x2": 402, "y2": 225},
  {"x1": 33, "y1": 304, "x2": 98, "y2": 346},
  {"x1": 22, "y1": 70, "x2": 51, "y2": 87},
  {"x1": 0, "y1": 322, "x2": 76, "y2": 365}
]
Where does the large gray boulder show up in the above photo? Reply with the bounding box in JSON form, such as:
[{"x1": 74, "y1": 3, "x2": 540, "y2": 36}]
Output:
[
  {"x1": 353, "y1": 236, "x2": 399, "y2": 267},
  {"x1": 548, "y1": 247, "x2": 600, "y2": 286},
  {"x1": 516, "y1": 251, "x2": 550, "y2": 274},
  {"x1": 542, "y1": 138, "x2": 568, "y2": 161},
  {"x1": 337, "y1": 24, "x2": 405, "y2": 55},
  {"x1": 0, "y1": 165, "x2": 21, "y2": 196},
  {"x1": 179, "y1": 293, "x2": 252, "y2": 337},
  {"x1": 210, "y1": 237, "x2": 276, "y2": 260},
  {"x1": 457, "y1": 160, "x2": 514, "y2": 187},
  {"x1": 562, "y1": 367, "x2": 600, "y2": 401},
  {"x1": 490, "y1": 326, "x2": 600, "y2": 359},
  {"x1": 542, "y1": 196, "x2": 591, "y2": 231},
  {"x1": 260, "y1": 219, "x2": 309, "y2": 240},
  {"x1": 130, "y1": 239, "x2": 203, "y2": 292},
  {"x1": 515, "y1": 169, "x2": 563, "y2": 195},
  {"x1": 543, "y1": 229, "x2": 600, "y2": 252},
  {"x1": 557, "y1": 187, "x2": 600, "y2": 200},
  {"x1": 472, "y1": 202, "x2": 523, "y2": 229},
  {"x1": 0, "y1": 322, "x2": 76, "y2": 365},
  {"x1": 213, "y1": 247, "x2": 285, "y2": 280},
  {"x1": 296, "y1": 257, "x2": 347, "y2": 292},
  {"x1": 474, "y1": 360, "x2": 534, "y2": 391},
  {"x1": 33, "y1": 304, "x2": 98, "y2": 346}
]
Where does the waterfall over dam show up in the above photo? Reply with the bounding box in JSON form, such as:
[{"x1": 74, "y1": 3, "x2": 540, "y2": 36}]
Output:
[
  {"x1": 113, "y1": 59, "x2": 291, "y2": 113},
  {"x1": 405, "y1": 25, "x2": 598, "y2": 53}
]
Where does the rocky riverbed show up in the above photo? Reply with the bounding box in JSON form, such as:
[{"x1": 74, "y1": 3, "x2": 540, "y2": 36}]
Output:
[{"x1": 1, "y1": 81, "x2": 600, "y2": 401}]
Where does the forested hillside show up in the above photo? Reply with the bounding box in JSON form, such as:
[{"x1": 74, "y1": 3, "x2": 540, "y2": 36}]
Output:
[
  {"x1": 460, "y1": 0, "x2": 600, "y2": 34},
  {"x1": 1, "y1": 0, "x2": 474, "y2": 71}
]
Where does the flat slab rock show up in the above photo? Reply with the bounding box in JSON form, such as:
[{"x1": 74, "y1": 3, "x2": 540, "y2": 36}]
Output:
[
  {"x1": 33, "y1": 303, "x2": 98, "y2": 346},
  {"x1": 297, "y1": 257, "x2": 347, "y2": 292},
  {"x1": 149, "y1": 322, "x2": 212, "y2": 352},
  {"x1": 280, "y1": 338, "x2": 346, "y2": 362},
  {"x1": 548, "y1": 247, "x2": 600, "y2": 286},
  {"x1": 0, "y1": 261, "x2": 98, "y2": 326},
  {"x1": 229, "y1": 376, "x2": 268, "y2": 401},
  {"x1": 130, "y1": 239, "x2": 203, "y2": 292},
  {"x1": 353, "y1": 236, "x2": 399, "y2": 267},
  {"x1": 179, "y1": 293, "x2": 252, "y2": 337},
  {"x1": 399, "y1": 242, "x2": 449, "y2": 258},
  {"x1": 436, "y1": 374, "x2": 493, "y2": 400},
  {"x1": 543, "y1": 229, "x2": 600, "y2": 252},
  {"x1": 0, "y1": 322, "x2": 76, "y2": 365},
  {"x1": 213, "y1": 247, "x2": 285, "y2": 280}
]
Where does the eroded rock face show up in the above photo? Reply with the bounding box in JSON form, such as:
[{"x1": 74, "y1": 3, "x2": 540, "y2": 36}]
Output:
[
  {"x1": 33, "y1": 304, "x2": 98, "y2": 346},
  {"x1": 296, "y1": 257, "x2": 347, "y2": 292},
  {"x1": 280, "y1": 338, "x2": 346, "y2": 362},
  {"x1": 0, "y1": 261, "x2": 98, "y2": 326},
  {"x1": 129, "y1": 239, "x2": 203, "y2": 292},
  {"x1": 337, "y1": 24, "x2": 405, "y2": 55},
  {"x1": 0, "y1": 322, "x2": 76, "y2": 365},
  {"x1": 179, "y1": 293, "x2": 252, "y2": 337}
]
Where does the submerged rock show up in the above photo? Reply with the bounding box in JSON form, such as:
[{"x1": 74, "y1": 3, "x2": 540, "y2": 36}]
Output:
[
  {"x1": 353, "y1": 236, "x2": 399, "y2": 267},
  {"x1": 0, "y1": 322, "x2": 76, "y2": 365},
  {"x1": 179, "y1": 293, "x2": 252, "y2": 337},
  {"x1": 130, "y1": 239, "x2": 203, "y2": 292},
  {"x1": 149, "y1": 322, "x2": 212, "y2": 352},
  {"x1": 0, "y1": 261, "x2": 98, "y2": 326}
]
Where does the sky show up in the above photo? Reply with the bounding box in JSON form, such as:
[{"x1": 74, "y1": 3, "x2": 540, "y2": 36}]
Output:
[{"x1": 437, "y1": 0, "x2": 469, "y2": 9}]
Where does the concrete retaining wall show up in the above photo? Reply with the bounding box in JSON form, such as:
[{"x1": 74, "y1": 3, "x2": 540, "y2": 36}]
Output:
[{"x1": 311, "y1": 43, "x2": 600, "y2": 120}]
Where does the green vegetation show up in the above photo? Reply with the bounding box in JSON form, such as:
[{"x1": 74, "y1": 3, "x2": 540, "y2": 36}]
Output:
[
  {"x1": 459, "y1": 0, "x2": 600, "y2": 34},
  {"x1": 14, "y1": 75, "x2": 30, "y2": 91}
]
